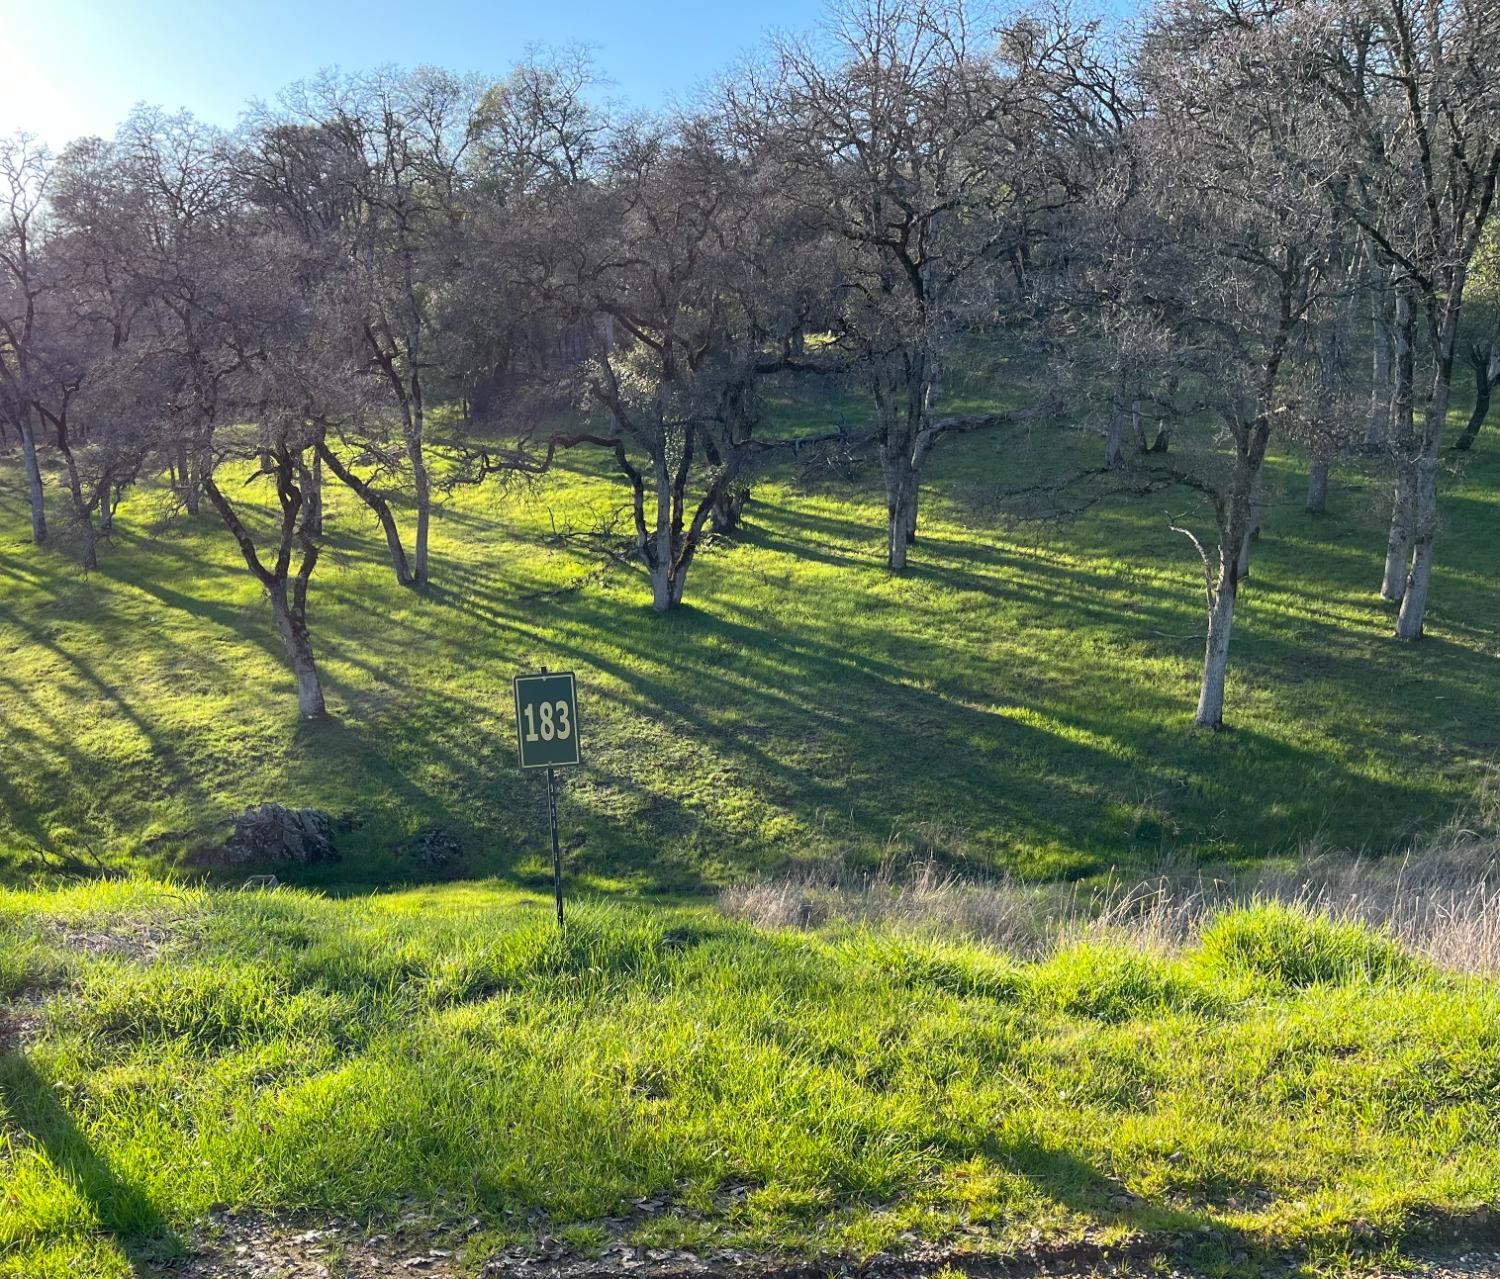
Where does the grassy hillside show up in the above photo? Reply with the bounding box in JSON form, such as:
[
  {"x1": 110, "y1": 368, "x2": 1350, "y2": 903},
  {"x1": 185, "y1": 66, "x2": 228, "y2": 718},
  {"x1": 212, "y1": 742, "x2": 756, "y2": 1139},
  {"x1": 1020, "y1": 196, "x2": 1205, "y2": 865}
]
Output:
[
  {"x1": 1, "y1": 880, "x2": 1496, "y2": 1278},
  {"x1": 1, "y1": 375, "x2": 1494, "y2": 888}
]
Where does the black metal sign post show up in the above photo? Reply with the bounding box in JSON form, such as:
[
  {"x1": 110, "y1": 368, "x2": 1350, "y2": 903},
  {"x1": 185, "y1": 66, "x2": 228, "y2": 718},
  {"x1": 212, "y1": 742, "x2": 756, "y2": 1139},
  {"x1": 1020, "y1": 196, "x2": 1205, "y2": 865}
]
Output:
[
  {"x1": 513, "y1": 667, "x2": 581, "y2": 928},
  {"x1": 546, "y1": 766, "x2": 563, "y2": 926}
]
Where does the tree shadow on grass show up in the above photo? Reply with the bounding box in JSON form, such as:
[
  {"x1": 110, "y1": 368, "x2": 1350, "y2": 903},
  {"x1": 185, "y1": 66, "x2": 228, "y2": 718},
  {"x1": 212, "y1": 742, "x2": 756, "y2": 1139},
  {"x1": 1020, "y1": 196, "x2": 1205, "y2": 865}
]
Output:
[
  {"x1": 977, "y1": 1137, "x2": 1300, "y2": 1273},
  {"x1": 0, "y1": 1052, "x2": 180, "y2": 1275}
]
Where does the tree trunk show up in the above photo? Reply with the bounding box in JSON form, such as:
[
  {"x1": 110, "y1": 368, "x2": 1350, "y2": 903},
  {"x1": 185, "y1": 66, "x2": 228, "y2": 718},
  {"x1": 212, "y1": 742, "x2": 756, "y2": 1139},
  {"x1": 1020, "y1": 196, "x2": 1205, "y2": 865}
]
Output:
[
  {"x1": 1105, "y1": 403, "x2": 1123, "y2": 468},
  {"x1": 1380, "y1": 286, "x2": 1417, "y2": 600},
  {"x1": 1380, "y1": 465, "x2": 1415, "y2": 602},
  {"x1": 1234, "y1": 494, "x2": 1259, "y2": 583},
  {"x1": 306, "y1": 448, "x2": 324, "y2": 537},
  {"x1": 1388, "y1": 267, "x2": 1467, "y2": 639},
  {"x1": 18, "y1": 414, "x2": 46, "y2": 544},
  {"x1": 1194, "y1": 471, "x2": 1259, "y2": 730},
  {"x1": 1365, "y1": 264, "x2": 1394, "y2": 451},
  {"x1": 883, "y1": 455, "x2": 919, "y2": 573},
  {"x1": 1195, "y1": 565, "x2": 1238, "y2": 730},
  {"x1": 62, "y1": 469, "x2": 98, "y2": 572},
  {"x1": 650, "y1": 560, "x2": 687, "y2": 613},
  {"x1": 78, "y1": 518, "x2": 98, "y2": 572},
  {"x1": 648, "y1": 450, "x2": 680, "y2": 613},
  {"x1": 709, "y1": 484, "x2": 747, "y2": 535},
  {"x1": 410, "y1": 449, "x2": 430, "y2": 586},
  {"x1": 1305, "y1": 458, "x2": 1329, "y2": 515},
  {"x1": 1394, "y1": 455, "x2": 1437, "y2": 641},
  {"x1": 1394, "y1": 364, "x2": 1455, "y2": 639},
  {"x1": 315, "y1": 440, "x2": 414, "y2": 588},
  {"x1": 269, "y1": 583, "x2": 326, "y2": 718},
  {"x1": 1452, "y1": 341, "x2": 1496, "y2": 451},
  {"x1": 53, "y1": 427, "x2": 100, "y2": 571},
  {"x1": 176, "y1": 442, "x2": 201, "y2": 515}
]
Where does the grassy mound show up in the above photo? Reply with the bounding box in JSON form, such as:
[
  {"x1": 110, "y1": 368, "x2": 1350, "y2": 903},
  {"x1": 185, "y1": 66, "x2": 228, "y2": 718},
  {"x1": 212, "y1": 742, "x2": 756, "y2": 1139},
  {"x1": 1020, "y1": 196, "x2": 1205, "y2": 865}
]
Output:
[
  {"x1": 1, "y1": 881, "x2": 1496, "y2": 1277},
  {"x1": 1197, "y1": 901, "x2": 1424, "y2": 988}
]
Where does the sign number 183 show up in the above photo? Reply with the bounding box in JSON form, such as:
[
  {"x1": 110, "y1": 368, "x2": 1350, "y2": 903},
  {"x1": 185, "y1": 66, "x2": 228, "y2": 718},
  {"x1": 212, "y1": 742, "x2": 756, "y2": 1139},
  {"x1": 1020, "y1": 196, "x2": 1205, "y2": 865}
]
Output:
[
  {"x1": 522, "y1": 698, "x2": 571, "y2": 743},
  {"x1": 513, "y1": 671, "x2": 581, "y2": 769}
]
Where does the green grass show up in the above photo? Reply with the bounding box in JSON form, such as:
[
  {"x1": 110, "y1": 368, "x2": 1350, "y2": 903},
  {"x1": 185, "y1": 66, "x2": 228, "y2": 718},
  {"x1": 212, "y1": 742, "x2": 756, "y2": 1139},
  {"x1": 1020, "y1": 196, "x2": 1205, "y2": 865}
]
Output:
[
  {"x1": 0, "y1": 367, "x2": 1495, "y2": 888},
  {"x1": 1, "y1": 369, "x2": 1496, "y2": 1269},
  {"x1": 1, "y1": 880, "x2": 1495, "y2": 1277}
]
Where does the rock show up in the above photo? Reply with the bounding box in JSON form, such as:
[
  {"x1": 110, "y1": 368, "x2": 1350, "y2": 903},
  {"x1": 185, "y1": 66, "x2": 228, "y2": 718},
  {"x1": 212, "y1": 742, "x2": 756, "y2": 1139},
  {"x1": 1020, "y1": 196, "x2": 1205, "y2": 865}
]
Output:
[
  {"x1": 400, "y1": 825, "x2": 463, "y2": 869},
  {"x1": 224, "y1": 804, "x2": 338, "y2": 866}
]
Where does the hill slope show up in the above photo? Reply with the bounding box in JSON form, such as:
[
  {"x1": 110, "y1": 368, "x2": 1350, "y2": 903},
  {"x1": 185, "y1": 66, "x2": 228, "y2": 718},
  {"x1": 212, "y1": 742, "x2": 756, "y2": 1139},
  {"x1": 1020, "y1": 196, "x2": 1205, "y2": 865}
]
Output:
[
  {"x1": 0, "y1": 389, "x2": 1495, "y2": 887},
  {"x1": 1, "y1": 880, "x2": 1496, "y2": 1278}
]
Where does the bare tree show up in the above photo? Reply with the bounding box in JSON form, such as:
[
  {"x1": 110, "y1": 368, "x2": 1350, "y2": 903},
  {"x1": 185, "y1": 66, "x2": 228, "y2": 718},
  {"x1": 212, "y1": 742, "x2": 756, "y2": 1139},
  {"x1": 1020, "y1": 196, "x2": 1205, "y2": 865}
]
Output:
[
  {"x1": 0, "y1": 134, "x2": 53, "y2": 544},
  {"x1": 201, "y1": 425, "x2": 327, "y2": 719},
  {"x1": 12, "y1": 137, "x2": 160, "y2": 569},
  {"x1": 117, "y1": 111, "x2": 335, "y2": 716},
  {"x1": 1452, "y1": 223, "x2": 1499, "y2": 451},
  {"x1": 759, "y1": 0, "x2": 1067, "y2": 571},
  {"x1": 1321, "y1": 0, "x2": 1500, "y2": 637},
  {"x1": 273, "y1": 68, "x2": 488, "y2": 591},
  {"x1": 490, "y1": 114, "x2": 830, "y2": 612},
  {"x1": 1111, "y1": 0, "x2": 1341, "y2": 729}
]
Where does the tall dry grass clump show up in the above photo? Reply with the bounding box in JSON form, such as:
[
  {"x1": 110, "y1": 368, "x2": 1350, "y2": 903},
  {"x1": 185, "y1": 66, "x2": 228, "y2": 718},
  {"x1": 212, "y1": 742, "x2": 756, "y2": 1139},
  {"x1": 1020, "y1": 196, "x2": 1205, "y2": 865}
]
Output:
[{"x1": 721, "y1": 788, "x2": 1500, "y2": 975}]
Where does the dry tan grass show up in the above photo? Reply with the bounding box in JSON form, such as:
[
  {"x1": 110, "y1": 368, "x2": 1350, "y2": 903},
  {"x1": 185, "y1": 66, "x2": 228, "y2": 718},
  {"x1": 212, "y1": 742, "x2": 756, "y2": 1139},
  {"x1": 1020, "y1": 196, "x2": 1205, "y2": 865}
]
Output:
[{"x1": 721, "y1": 795, "x2": 1500, "y2": 975}]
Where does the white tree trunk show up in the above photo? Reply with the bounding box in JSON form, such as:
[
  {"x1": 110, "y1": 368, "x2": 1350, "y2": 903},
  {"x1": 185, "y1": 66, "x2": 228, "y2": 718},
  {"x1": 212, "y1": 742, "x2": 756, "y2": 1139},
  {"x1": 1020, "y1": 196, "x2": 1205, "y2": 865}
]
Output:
[
  {"x1": 1105, "y1": 405, "x2": 1123, "y2": 468},
  {"x1": 269, "y1": 585, "x2": 326, "y2": 718},
  {"x1": 651, "y1": 564, "x2": 674, "y2": 612},
  {"x1": 650, "y1": 561, "x2": 687, "y2": 612},
  {"x1": 1381, "y1": 466, "x2": 1415, "y2": 601},
  {"x1": 648, "y1": 449, "x2": 683, "y2": 613},
  {"x1": 1195, "y1": 569, "x2": 1238, "y2": 730},
  {"x1": 1395, "y1": 455, "x2": 1438, "y2": 641},
  {"x1": 1391, "y1": 283, "x2": 1458, "y2": 636},
  {"x1": 1194, "y1": 458, "x2": 1260, "y2": 730},
  {"x1": 1380, "y1": 285, "x2": 1417, "y2": 600}
]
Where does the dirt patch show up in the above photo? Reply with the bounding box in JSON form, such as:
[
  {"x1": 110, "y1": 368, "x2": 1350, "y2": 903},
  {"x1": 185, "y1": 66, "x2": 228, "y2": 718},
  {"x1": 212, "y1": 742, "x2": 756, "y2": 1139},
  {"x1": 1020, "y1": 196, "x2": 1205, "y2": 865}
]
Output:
[
  {"x1": 48, "y1": 916, "x2": 178, "y2": 962},
  {"x1": 1411, "y1": 1256, "x2": 1500, "y2": 1279},
  {"x1": 0, "y1": 998, "x2": 47, "y2": 1052},
  {"x1": 177, "y1": 1215, "x2": 463, "y2": 1278},
  {"x1": 170, "y1": 1211, "x2": 1500, "y2": 1279}
]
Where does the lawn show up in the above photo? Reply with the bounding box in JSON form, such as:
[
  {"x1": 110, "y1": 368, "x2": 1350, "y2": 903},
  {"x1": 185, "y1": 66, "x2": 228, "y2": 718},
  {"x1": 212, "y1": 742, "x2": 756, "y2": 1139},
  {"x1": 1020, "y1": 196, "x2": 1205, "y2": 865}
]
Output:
[
  {"x1": 0, "y1": 370, "x2": 1495, "y2": 889},
  {"x1": 1, "y1": 880, "x2": 1495, "y2": 1278}
]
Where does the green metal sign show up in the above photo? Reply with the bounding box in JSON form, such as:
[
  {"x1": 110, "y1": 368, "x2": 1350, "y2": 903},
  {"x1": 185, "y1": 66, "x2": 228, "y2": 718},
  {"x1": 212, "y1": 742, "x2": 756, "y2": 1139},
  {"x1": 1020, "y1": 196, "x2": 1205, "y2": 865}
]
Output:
[
  {"x1": 513, "y1": 671, "x2": 581, "y2": 769},
  {"x1": 515, "y1": 669, "x2": 581, "y2": 927}
]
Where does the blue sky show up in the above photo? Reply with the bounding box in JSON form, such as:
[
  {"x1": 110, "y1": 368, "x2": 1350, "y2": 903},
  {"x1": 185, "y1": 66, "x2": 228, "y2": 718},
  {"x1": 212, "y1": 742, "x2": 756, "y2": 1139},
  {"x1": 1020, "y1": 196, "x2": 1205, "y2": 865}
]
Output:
[
  {"x1": 5, "y1": 0, "x2": 1136, "y2": 148},
  {"x1": 2, "y1": 0, "x2": 843, "y2": 146}
]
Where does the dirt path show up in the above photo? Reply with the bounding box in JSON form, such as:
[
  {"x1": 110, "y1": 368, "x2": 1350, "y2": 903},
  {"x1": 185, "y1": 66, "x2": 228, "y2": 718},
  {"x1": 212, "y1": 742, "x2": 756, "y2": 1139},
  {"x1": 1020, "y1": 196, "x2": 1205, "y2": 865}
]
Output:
[{"x1": 172, "y1": 1215, "x2": 1500, "y2": 1279}]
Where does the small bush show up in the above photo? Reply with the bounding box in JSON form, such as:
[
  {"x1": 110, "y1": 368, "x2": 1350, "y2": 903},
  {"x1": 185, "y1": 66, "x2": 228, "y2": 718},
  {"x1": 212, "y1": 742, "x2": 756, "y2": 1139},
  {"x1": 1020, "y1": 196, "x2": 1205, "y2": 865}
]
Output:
[{"x1": 1197, "y1": 903, "x2": 1422, "y2": 988}]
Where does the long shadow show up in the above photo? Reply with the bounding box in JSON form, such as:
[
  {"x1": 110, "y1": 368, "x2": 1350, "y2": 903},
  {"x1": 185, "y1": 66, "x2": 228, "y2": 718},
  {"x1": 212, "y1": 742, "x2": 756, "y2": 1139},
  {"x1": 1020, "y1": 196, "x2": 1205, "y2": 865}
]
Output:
[
  {"x1": 0, "y1": 1053, "x2": 180, "y2": 1274},
  {"x1": 977, "y1": 1138, "x2": 1295, "y2": 1272}
]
